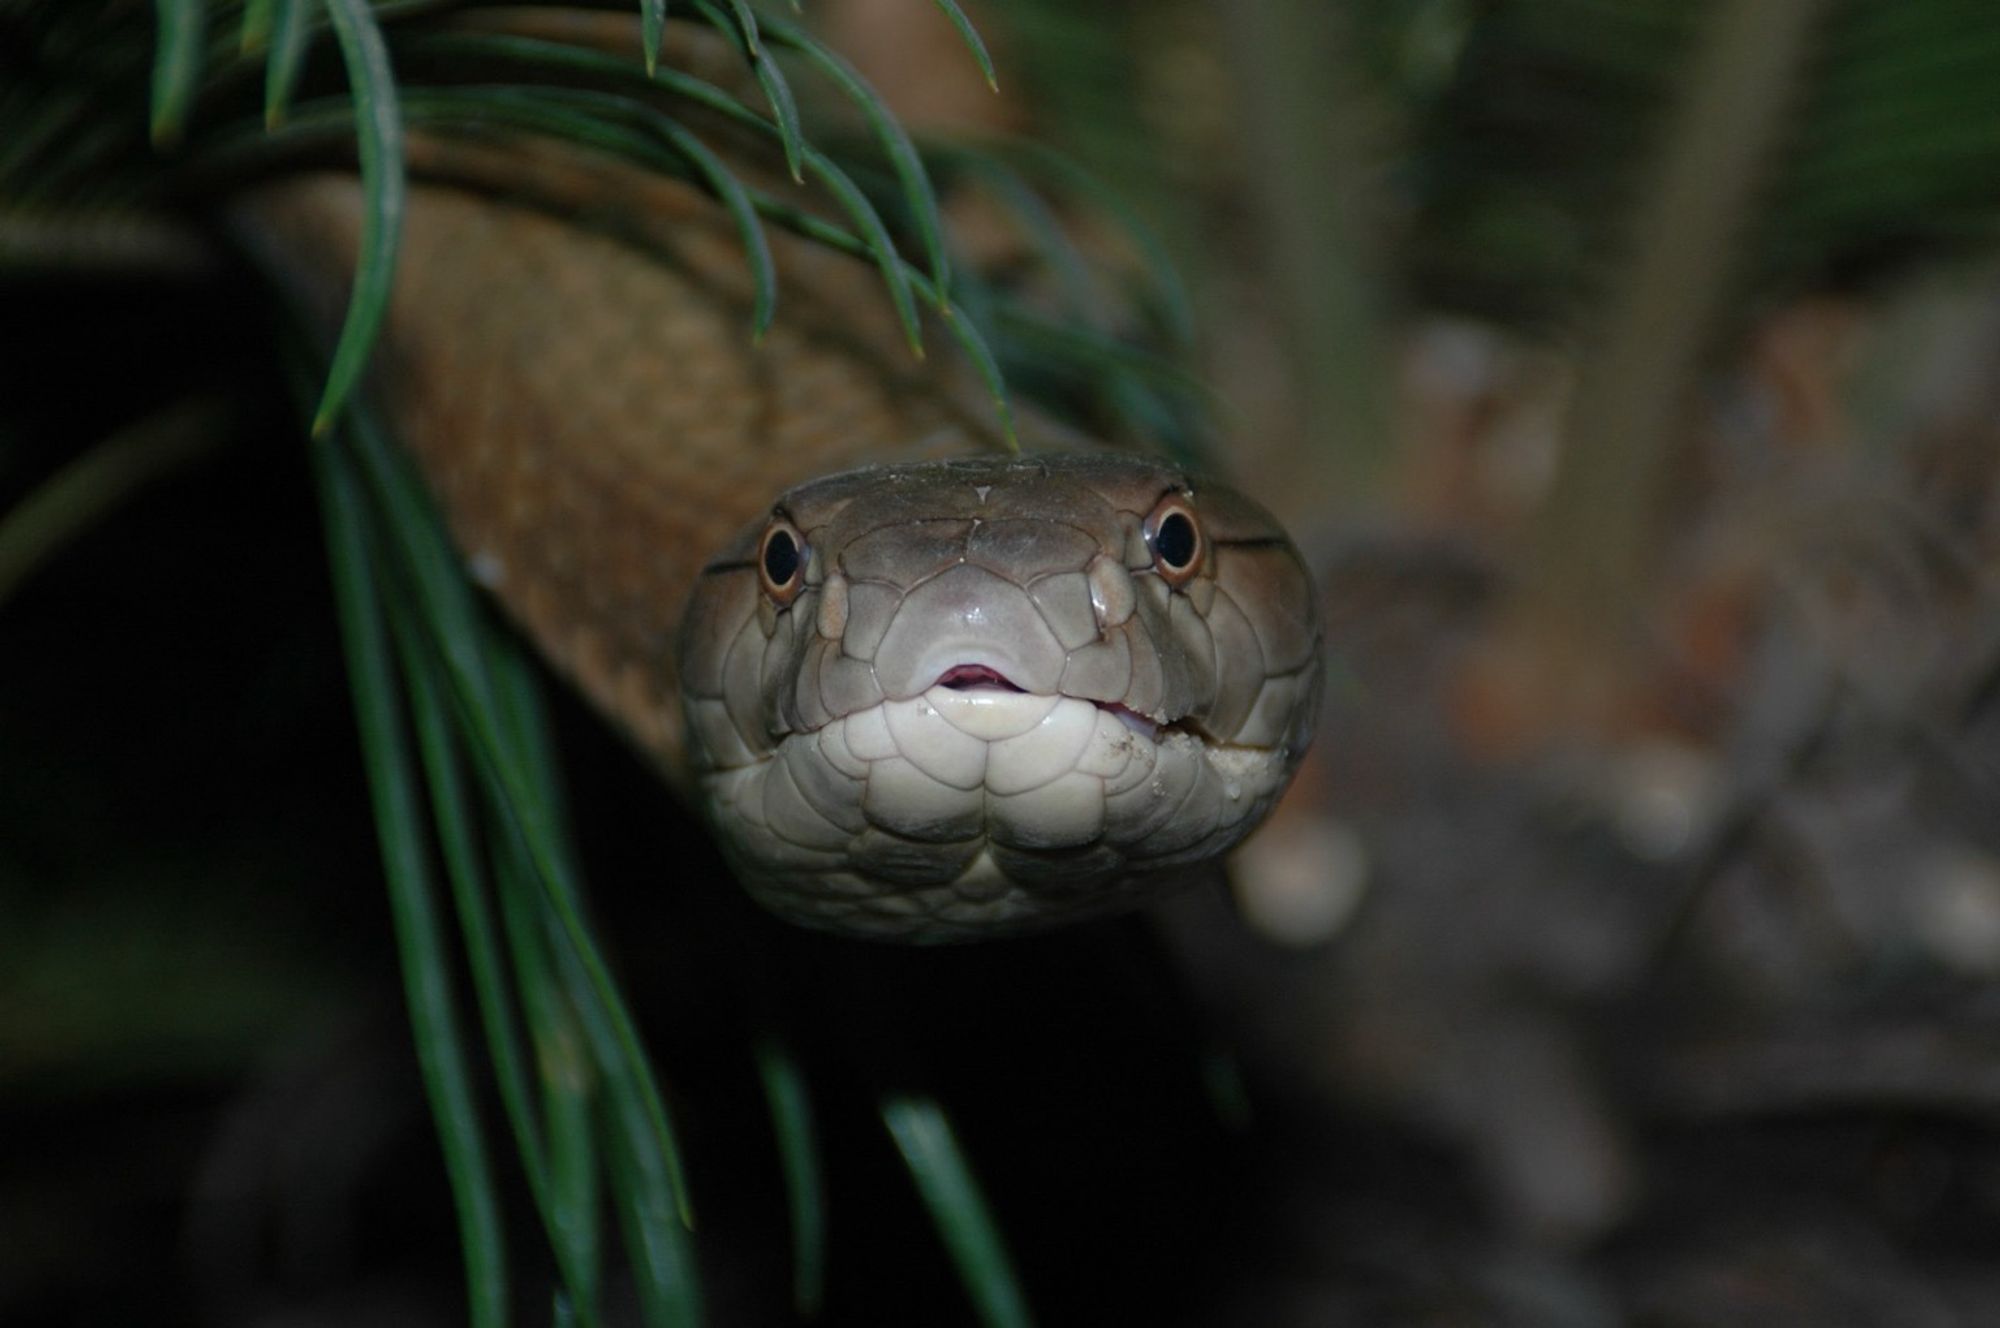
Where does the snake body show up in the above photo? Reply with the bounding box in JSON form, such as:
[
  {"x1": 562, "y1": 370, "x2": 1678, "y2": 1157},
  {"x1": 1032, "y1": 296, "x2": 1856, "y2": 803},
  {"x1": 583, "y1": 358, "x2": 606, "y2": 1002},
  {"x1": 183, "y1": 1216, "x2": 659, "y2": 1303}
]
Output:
[{"x1": 242, "y1": 146, "x2": 1320, "y2": 941}]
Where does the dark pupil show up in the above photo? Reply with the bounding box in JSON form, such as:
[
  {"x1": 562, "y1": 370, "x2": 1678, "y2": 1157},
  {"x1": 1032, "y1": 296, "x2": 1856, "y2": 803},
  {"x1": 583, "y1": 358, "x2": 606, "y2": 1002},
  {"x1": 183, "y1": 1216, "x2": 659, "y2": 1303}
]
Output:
[
  {"x1": 1155, "y1": 512, "x2": 1197, "y2": 569},
  {"x1": 763, "y1": 529, "x2": 801, "y2": 586}
]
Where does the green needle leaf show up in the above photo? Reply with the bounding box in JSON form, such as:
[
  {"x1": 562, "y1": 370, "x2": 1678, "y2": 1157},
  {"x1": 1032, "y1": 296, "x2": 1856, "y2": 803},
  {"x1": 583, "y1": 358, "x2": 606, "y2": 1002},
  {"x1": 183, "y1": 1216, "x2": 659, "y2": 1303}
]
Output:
[
  {"x1": 722, "y1": 0, "x2": 761, "y2": 58},
  {"x1": 312, "y1": 0, "x2": 406, "y2": 436},
  {"x1": 150, "y1": 0, "x2": 206, "y2": 148},
  {"x1": 801, "y1": 147, "x2": 925, "y2": 356},
  {"x1": 760, "y1": 12, "x2": 952, "y2": 301},
  {"x1": 264, "y1": 0, "x2": 312, "y2": 128},
  {"x1": 935, "y1": 301, "x2": 1016, "y2": 451},
  {"x1": 992, "y1": 142, "x2": 1197, "y2": 345},
  {"x1": 0, "y1": 397, "x2": 225, "y2": 609},
  {"x1": 309, "y1": 424, "x2": 509, "y2": 1328},
  {"x1": 655, "y1": 121, "x2": 779, "y2": 340},
  {"x1": 690, "y1": 0, "x2": 803, "y2": 180},
  {"x1": 336, "y1": 401, "x2": 700, "y2": 1319},
  {"x1": 639, "y1": 0, "x2": 666, "y2": 76},
  {"x1": 756, "y1": 1042, "x2": 826, "y2": 1316},
  {"x1": 392, "y1": 626, "x2": 617, "y2": 1325},
  {"x1": 239, "y1": 0, "x2": 274, "y2": 55},
  {"x1": 931, "y1": 0, "x2": 999, "y2": 92},
  {"x1": 883, "y1": 1096, "x2": 1033, "y2": 1328},
  {"x1": 942, "y1": 150, "x2": 1099, "y2": 325}
]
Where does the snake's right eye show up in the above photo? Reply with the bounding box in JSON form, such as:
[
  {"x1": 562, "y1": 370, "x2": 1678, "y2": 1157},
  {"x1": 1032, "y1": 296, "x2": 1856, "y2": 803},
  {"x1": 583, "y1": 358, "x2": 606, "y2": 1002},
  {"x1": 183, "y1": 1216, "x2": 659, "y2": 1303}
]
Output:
[
  {"x1": 759, "y1": 519, "x2": 808, "y2": 605},
  {"x1": 1143, "y1": 493, "x2": 1205, "y2": 588}
]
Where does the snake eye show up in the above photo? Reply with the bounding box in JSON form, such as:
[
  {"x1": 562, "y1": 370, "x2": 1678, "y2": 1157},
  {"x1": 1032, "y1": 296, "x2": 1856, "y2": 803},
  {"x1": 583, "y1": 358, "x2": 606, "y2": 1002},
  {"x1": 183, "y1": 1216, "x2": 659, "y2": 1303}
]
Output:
[
  {"x1": 1143, "y1": 495, "x2": 1204, "y2": 587},
  {"x1": 758, "y1": 519, "x2": 807, "y2": 605}
]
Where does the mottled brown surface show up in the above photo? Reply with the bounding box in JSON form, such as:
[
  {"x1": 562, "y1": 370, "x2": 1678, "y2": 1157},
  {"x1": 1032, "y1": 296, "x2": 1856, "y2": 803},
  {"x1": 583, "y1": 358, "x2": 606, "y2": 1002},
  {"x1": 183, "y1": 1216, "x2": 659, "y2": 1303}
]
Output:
[{"x1": 240, "y1": 157, "x2": 1013, "y2": 779}]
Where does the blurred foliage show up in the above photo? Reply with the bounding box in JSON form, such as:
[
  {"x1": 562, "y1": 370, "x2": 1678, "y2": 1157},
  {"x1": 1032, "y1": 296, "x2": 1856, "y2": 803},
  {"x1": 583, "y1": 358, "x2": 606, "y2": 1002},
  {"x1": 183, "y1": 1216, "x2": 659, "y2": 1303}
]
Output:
[
  {"x1": 1403, "y1": 0, "x2": 2000, "y2": 325},
  {"x1": 1006, "y1": 0, "x2": 2000, "y2": 327}
]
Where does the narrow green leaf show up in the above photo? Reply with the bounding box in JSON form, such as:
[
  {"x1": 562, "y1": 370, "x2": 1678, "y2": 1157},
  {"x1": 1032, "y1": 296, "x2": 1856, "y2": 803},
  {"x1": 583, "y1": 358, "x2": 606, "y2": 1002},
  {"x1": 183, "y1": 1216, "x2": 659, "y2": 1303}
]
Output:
[
  {"x1": 326, "y1": 389, "x2": 692, "y2": 1320},
  {"x1": 740, "y1": 190, "x2": 1015, "y2": 442},
  {"x1": 989, "y1": 302, "x2": 1211, "y2": 399},
  {"x1": 150, "y1": 0, "x2": 206, "y2": 148},
  {"x1": 312, "y1": 0, "x2": 405, "y2": 435},
  {"x1": 749, "y1": 34, "x2": 806, "y2": 183},
  {"x1": 337, "y1": 408, "x2": 700, "y2": 1312},
  {"x1": 397, "y1": 638, "x2": 550, "y2": 1197},
  {"x1": 264, "y1": 0, "x2": 313, "y2": 128},
  {"x1": 239, "y1": 0, "x2": 274, "y2": 55},
  {"x1": 722, "y1": 0, "x2": 761, "y2": 58},
  {"x1": 0, "y1": 89, "x2": 94, "y2": 197},
  {"x1": 399, "y1": 34, "x2": 765, "y2": 129},
  {"x1": 0, "y1": 397, "x2": 224, "y2": 609},
  {"x1": 690, "y1": 0, "x2": 803, "y2": 180},
  {"x1": 883, "y1": 1096, "x2": 1033, "y2": 1328},
  {"x1": 997, "y1": 142, "x2": 1197, "y2": 345},
  {"x1": 481, "y1": 646, "x2": 603, "y2": 1315},
  {"x1": 309, "y1": 426, "x2": 509, "y2": 1328},
  {"x1": 640, "y1": 0, "x2": 666, "y2": 76},
  {"x1": 603, "y1": 1083, "x2": 704, "y2": 1328},
  {"x1": 494, "y1": 729, "x2": 699, "y2": 1326},
  {"x1": 942, "y1": 151, "x2": 1099, "y2": 325},
  {"x1": 931, "y1": 0, "x2": 999, "y2": 91},
  {"x1": 656, "y1": 122, "x2": 779, "y2": 340},
  {"x1": 935, "y1": 301, "x2": 1017, "y2": 452},
  {"x1": 802, "y1": 147, "x2": 924, "y2": 356},
  {"x1": 756, "y1": 1041, "x2": 826, "y2": 1317},
  {"x1": 759, "y1": 12, "x2": 952, "y2": 300},
  {"x1": 456, "y1": 81, "x2": 777, "y2": 340},
  {"x1": 496, "y1": 851, "x2": 604, "y2": 1323},
  {"x1": 388, "y1": 612, "x2": 609, "y2": 1326}
]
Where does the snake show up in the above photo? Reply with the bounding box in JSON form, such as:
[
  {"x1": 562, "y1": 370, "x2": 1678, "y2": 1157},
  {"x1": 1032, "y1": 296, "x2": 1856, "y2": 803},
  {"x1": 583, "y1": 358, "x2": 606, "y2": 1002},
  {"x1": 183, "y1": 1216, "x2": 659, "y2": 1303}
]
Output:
[{"x1": 237, "y1": 134, "x2": 1322, "y2": 943}]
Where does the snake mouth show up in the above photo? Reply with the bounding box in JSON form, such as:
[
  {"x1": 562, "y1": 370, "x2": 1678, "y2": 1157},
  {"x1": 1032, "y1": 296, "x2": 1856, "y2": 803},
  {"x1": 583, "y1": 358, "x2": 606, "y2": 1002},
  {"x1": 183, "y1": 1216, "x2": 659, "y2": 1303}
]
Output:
[
  {"x1": 928, "y1": 665, "x2": 1166, "y2": 742},
  {"x1": 934, "y1": 664, "x2": 1023, "y2": 692}
]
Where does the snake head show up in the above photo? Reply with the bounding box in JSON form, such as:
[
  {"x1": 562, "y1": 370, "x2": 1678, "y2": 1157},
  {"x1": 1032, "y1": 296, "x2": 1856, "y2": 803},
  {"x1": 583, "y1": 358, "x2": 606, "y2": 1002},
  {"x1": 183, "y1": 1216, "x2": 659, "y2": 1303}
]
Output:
[{"x1": 679, "y1": 453, "x2": 1321, "y2": 941}]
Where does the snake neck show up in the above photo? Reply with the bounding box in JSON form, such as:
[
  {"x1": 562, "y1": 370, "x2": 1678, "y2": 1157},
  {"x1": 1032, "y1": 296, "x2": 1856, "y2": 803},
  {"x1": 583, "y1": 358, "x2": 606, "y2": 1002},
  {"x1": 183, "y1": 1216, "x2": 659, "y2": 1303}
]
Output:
[{"x1": 234, "y1": 141, "x2": 1015, "y2": 782}]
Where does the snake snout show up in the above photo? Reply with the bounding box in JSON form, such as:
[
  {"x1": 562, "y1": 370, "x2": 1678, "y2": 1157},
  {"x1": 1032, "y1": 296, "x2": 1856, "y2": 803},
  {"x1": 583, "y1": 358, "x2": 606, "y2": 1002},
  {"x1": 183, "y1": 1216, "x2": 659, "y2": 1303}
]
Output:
[{"x1": 869, "y1": 563, "x2": 1068, "y2": 701}]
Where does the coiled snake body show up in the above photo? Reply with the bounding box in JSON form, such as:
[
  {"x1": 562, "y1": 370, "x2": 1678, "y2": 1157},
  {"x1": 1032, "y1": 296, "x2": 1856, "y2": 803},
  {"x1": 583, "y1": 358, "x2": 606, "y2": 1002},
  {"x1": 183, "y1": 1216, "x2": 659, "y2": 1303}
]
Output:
[{"x1": 245, "y1": 148, "x2": 1320, "y2": 941}]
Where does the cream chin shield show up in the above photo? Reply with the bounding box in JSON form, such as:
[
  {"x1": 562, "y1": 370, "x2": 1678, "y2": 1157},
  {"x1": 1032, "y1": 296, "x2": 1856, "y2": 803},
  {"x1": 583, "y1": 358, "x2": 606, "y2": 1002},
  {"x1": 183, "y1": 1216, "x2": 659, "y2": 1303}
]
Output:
[{"x1": 678, "y1": 452, "x2": 1322, "y2": 942}]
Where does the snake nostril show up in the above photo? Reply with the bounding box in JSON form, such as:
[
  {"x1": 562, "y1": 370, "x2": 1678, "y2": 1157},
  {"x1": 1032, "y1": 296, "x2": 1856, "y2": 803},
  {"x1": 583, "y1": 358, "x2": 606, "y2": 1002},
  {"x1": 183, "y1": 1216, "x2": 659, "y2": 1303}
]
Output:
[{"x1": 1087, "y1": 553, "x2": 1136, "y2": 627}]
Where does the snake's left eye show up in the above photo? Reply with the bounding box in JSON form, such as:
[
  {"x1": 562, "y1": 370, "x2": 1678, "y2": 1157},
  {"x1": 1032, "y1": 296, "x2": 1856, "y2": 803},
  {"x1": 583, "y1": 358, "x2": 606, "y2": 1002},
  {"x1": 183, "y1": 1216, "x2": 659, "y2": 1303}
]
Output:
[
  {"x1": 1143, "y1": 494, "x2": 1204, "y2": 588},
  {"x1": 759, "y1": 519, "x2": 807, "y2": 605}
]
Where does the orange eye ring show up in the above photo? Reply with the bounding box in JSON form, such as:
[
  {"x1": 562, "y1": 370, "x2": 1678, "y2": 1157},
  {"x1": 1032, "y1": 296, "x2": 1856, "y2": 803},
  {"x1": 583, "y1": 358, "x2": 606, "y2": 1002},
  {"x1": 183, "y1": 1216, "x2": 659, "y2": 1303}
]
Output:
[
  {"x1": 1143, "y1": 494, "x2": 1204, "y2": 587},
  {"x1": 758, "y1": 518, "x2": 808, "y2": 605}
]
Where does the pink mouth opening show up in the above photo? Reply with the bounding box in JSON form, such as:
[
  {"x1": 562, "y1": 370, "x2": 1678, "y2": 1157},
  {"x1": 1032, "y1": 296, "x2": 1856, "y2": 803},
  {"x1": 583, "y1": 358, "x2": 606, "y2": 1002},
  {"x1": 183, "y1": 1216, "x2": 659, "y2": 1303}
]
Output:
[
  {"x1": 928, "y1": 665, "x2": 1163, "y2": 739},
  {"x1": 934, "y1": 665, "x2": 1024, "y2": 692}
]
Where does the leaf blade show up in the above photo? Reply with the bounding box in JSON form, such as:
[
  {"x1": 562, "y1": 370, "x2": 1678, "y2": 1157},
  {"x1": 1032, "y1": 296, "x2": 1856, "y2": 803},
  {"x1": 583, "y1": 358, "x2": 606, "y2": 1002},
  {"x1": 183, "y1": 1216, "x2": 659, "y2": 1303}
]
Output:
[
  {"x1": 312, "y1": 0, "x2": 407, "y2": 436},
  {"x1": 883, "y1": 1096, "x2": 1034, "y2": 1328}
]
